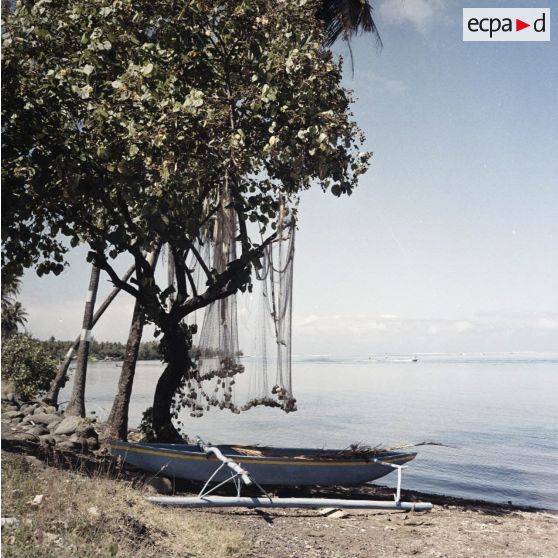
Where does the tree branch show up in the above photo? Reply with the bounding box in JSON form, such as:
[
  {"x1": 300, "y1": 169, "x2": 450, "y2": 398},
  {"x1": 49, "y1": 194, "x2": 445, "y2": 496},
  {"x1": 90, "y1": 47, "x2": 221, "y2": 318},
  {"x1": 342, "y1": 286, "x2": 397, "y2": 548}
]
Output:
[
  {"x1": 171, "y1": 245, "x2": 188, "y2": 304},
  {"x1": 175, "y1": 231, "x2": 277, "y2": 321},
  {"x1": 93, "y1": 253, "x2": 140, "y2": 300}
]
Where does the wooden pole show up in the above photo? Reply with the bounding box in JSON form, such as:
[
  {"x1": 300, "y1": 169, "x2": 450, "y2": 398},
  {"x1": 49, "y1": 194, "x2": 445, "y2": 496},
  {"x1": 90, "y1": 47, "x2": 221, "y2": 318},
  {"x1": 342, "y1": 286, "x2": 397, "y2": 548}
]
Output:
[
  {"x1": 44, "y1": 264, "x2": 136, "y2": 405},
  {"x1": 65, "y1": 264, "x2": 101, "y2": 416}
]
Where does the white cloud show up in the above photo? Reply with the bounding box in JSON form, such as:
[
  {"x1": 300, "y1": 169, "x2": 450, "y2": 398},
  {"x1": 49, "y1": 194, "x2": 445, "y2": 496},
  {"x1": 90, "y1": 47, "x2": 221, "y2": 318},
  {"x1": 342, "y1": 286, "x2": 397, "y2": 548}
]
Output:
[
  {"x1": 291, "y1": 312, "x2": 558, "y2": 353},
  {"x1": 370, "y1": 73, "x2": 406, "y2": 95},
  {"x1": 378, "y1": 0, "x2": 449, "y2": 31}
]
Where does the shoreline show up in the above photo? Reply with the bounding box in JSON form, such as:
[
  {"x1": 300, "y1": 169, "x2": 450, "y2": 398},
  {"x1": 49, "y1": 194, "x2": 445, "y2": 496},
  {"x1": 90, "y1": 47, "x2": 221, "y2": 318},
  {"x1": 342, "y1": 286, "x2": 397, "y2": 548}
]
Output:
[
  {"x1": 3, "y1": 427, "x2": 555, "y2": 516},
  {"x1": 1, "y1": 404, "x2": 554, "y2": 515},
  {"x1": 2, "y1": 429, "x2": 557, "y2": 557}
]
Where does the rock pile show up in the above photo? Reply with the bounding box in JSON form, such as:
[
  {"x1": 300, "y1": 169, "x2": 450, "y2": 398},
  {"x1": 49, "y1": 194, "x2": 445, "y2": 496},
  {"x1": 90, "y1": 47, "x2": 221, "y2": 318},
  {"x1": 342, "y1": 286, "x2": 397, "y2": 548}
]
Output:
[{"x1": 1, "y1": 393, "x2": 100, "y2": 452}]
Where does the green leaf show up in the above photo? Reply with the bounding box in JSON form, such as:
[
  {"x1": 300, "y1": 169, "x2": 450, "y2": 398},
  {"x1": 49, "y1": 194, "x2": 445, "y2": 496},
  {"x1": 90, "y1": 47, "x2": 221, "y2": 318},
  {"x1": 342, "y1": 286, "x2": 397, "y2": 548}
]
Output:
[{"x1": 141, "y1": 63, "x2": 154, "y2": 76}]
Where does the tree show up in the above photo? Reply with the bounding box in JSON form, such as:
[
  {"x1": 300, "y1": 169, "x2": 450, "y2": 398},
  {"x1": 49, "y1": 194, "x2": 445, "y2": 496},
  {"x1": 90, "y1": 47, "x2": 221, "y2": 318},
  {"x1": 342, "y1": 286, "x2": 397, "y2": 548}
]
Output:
[
  {"x1": 1, "y1": 278, "x2": 28, "y2": 341},
  {"x1": 2, "y1": 335, "x2": 58, "y2": 399},
  {"x1": 107, "y1": 248, "x2": 161, "y2": 439},
  {"x1": 317, "y1": 0, "x2": 381, "y2": 47},
  {"x1": 2, "y1": 0, "x2": 371, "y2": 439}
]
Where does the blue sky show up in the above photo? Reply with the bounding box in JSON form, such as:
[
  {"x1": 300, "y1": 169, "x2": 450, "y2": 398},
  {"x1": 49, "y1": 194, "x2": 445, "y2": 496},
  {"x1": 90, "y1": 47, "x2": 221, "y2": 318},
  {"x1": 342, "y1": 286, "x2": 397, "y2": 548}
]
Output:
[{"x1": 19, "y1": 0, "x2": 558, "y2": 355}]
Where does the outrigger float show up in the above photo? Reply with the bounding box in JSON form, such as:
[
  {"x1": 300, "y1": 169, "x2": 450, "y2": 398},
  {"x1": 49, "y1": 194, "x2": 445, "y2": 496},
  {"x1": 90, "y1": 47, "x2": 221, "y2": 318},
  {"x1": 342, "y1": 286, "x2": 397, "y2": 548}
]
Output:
[{"x1": 111, "y1": 437, "x2": 433, "y2": 511}]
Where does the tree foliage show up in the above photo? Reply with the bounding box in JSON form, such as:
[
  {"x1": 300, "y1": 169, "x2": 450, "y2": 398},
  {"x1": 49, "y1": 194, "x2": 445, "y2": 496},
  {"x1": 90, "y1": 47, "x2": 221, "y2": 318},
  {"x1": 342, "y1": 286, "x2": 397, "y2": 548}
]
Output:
[
  {"x1": 1, "y1": 277, "x2": 28, "y2": 340},
  {"x1": 317, "y1": 0, "x2": 381, "y2": 47},
  {"x1": 2, "y1": 335, "x2": 58, "y2": 399},
  {"x1": 2, "y1": 0, "x2": 370, "y2": 298},
  {"x1": 38, "y1": 338, "x2": 162, "y2": 361},
  {"x1": 2, "y1": 0, "x2": 371, "y2": 435}
]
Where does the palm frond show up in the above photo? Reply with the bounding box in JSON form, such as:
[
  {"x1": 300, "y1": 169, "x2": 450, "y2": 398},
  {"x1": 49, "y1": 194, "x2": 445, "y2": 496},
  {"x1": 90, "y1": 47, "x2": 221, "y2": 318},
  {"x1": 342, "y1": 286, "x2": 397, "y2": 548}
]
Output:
[{"x1": 317, "y1": 0, "x2": 382, "y2": 47}]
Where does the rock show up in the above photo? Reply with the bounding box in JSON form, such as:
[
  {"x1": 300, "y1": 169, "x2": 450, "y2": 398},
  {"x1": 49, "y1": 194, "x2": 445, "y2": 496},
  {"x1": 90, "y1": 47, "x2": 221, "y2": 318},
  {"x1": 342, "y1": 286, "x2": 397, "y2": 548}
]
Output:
[
  {"x1": 38, "y1": 434, "x2": 55, "y2": 444},
  {"x1": 4, "y1": 411, "x2": 24, "y2": 419},
  {"x1": 24, "y1": 456, "x2": 46, "y2": 469},
  {"x1": 53, "y1": 416, "x2": 90, "y2": 436},
  {"x1": 12, "y1": 432, "x2": 38, "y2": 442},
  {"x1": 2, "y1": 392, "x2": 17, "y2": 404},
  {"x1": 28, "y1": 425, "x2": 49, "y2": 436},
  {"x1": 56, "y1": 440, "x2": 82, "y2": 451},
  {"x1": 33, "y1": 405, "x2": 56, "y2": 415},
  {"x1": 86, "y1": 437, "x2": 100, "y2": 451},
  {"x1": 1, "y1": 517, "x2": 20, "y2": 528},
  {"x1": 21, "y1": 404, "x2": 39, "y2": 415},
  {"x1": 29, "y1": 494, "x2": 44, "y2": 506},
  {"x1": 31, "y1": 413, "x2": 62, "y2": 426},
  {"x1": 144, "y1": 476, "x2": 173, "y2": 495},
  {"x1": 47, "y1": 419, "x2": 63, "y2": 432},
  {"x1": 3, "y1": 405, "x2": 20, "y2": 412},
  {"x1": 68, "y1": 433, "x2": 87, "y2": 450},
  {"x1": 76, "y1": 424, "x2": 99, "y2": 438}
]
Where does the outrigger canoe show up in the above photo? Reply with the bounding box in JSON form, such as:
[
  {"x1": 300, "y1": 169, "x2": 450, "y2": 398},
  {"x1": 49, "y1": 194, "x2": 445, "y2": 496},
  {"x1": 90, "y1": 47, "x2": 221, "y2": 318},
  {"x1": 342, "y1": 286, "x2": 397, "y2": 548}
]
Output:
[{"x1": 110, "y1": 441, "x2": 417, "y2": 486}]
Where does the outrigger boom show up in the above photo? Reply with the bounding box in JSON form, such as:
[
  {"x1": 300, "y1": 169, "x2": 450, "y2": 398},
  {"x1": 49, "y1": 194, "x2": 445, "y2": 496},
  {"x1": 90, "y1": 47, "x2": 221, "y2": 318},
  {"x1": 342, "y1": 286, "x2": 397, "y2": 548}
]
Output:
[
  {"x1": 147, "y1": 495, "x2": 433, "y2": 511},
  {"x1": 146, "y1": 437, "x2": 433, "y2": 512}
]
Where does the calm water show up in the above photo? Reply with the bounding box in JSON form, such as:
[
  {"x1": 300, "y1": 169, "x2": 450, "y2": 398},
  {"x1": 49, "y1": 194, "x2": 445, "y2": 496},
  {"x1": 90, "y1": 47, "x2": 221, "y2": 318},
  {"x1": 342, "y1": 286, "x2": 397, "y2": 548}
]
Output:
[{"x1": 61, "y1": 354, "x2": 558, "y2": 510}]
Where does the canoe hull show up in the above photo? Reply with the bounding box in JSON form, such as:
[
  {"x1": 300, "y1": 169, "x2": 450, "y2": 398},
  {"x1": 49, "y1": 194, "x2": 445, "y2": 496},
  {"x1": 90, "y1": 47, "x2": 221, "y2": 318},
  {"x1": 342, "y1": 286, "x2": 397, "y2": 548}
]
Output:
[{"x1": 110, "y1": 442, "x2": 416, "y2": 486}]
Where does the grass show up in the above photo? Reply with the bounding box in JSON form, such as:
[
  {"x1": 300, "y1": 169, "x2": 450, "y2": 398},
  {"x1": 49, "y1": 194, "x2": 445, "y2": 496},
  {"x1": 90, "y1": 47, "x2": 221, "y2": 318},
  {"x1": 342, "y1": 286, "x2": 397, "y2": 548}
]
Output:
[{"x1": 1, "y1": 453, "x2": 250, "y2": 558}]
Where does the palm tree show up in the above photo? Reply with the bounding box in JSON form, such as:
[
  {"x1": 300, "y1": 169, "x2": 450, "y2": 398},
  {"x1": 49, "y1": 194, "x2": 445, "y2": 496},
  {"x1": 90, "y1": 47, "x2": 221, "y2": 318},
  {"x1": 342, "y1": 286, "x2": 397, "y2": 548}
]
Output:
[
  {"x1": 317, "y1": 0, "x2": 382, "y2": 47},
  {"x1": 1, "y1": 278, "x2": 28, "y2": 340}
]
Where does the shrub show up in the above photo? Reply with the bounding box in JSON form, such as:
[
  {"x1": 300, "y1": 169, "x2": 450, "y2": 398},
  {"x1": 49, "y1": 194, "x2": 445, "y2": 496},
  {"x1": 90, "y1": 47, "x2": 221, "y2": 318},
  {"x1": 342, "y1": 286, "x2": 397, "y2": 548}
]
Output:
[{"x1": 1, "y1": 335, "x2": 58, "y2": 399}]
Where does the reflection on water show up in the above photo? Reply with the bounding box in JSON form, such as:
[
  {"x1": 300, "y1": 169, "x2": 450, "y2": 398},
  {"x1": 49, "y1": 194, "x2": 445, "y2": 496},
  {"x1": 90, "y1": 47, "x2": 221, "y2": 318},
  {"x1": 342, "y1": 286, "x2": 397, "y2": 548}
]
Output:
[{"x1": 61, "y1": 354, "x2": 558, "y2": 509}]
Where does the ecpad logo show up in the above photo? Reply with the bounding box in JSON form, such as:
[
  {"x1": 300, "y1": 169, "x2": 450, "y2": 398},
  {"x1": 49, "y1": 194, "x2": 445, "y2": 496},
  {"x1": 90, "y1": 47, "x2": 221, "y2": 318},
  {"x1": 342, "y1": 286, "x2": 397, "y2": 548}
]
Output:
[{"x1": 463, "y1": 8, "x2": 550, "y2": 41}]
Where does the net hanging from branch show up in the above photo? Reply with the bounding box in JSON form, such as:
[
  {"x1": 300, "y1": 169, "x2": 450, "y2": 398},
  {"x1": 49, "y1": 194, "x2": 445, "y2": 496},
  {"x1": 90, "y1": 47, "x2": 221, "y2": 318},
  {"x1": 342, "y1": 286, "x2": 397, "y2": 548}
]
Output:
[{"x1": 169, "y1": 192, "x2": 296, "y2": 418}]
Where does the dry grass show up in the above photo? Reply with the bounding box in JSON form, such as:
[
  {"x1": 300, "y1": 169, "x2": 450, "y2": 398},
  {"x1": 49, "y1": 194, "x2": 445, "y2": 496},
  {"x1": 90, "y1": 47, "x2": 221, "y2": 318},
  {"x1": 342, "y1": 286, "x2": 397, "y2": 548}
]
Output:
[{"x1": 1, "y1": 453, "x2": 249, "y2": 558}]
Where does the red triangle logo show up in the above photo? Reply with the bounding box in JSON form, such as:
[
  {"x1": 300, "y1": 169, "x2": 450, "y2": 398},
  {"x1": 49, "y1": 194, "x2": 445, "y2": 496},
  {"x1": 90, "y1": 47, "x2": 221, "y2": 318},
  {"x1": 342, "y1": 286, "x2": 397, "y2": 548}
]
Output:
[{"x1": 516, "y1": 19, "x2": 530, "y2": 31}]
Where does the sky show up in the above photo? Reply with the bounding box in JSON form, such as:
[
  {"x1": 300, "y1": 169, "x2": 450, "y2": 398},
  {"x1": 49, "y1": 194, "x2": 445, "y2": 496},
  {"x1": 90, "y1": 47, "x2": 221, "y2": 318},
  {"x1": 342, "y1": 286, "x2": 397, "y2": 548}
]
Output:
[{"x1": 18, "y1": 0, "x2": 558, "y2": 355}]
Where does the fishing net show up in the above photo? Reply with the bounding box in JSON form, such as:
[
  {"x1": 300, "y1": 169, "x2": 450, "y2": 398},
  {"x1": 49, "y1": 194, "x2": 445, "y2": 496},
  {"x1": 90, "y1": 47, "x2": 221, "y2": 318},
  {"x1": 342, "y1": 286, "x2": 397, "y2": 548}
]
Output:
[{"x1": 168, "y1": 190, "x2": 296, "y2": 418}]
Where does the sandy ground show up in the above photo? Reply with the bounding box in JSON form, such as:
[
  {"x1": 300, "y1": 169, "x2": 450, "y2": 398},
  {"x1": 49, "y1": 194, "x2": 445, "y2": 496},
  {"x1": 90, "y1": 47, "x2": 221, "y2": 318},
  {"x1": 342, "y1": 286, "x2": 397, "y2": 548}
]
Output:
[{"x1": 195, "y1": 502, "x2": 558, "y2": 557}]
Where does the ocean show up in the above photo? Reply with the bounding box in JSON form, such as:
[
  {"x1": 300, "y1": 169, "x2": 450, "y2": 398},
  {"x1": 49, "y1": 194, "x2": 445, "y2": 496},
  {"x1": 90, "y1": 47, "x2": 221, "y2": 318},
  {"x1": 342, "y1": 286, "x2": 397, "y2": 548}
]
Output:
[{"x1": 61, "y1": 353, "x2": 558, "y2": 510}]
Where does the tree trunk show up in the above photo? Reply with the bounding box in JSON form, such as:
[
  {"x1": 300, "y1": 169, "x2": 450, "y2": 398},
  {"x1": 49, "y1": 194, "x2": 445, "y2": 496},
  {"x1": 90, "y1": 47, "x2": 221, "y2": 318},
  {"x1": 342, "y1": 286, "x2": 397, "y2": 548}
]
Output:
[
  {"x1": 106, "y1": 302, "x2": 145, "y2": 439},
  {"x1": 105, "y1": 245, "x2": 162, "y2": 439},
  {"x1": 65, "y1": 264, "x2": 100, "y2": 416},
  {"x1": 151, "y1": 325, "x2": 193, "y2": 442},
  {"x1": 44, "y1": 264, "x2": 136, "y2": 405}
]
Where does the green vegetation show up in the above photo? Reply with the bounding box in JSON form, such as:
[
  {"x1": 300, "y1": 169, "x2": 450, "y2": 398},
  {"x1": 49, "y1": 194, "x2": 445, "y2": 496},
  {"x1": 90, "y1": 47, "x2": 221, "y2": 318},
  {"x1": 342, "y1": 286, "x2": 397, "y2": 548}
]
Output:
[
  {"x1": 1, "y1": 278, "x2": 27, "y2": 341},
  {"x1": 1, "y1": 335, "x2": 58, "y2": 399},
  {"x1": 39, "y1": 338, "x2": 161, "y2": 362}
]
